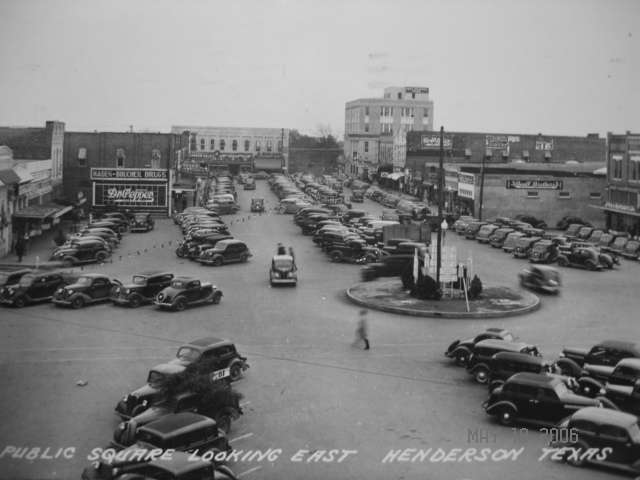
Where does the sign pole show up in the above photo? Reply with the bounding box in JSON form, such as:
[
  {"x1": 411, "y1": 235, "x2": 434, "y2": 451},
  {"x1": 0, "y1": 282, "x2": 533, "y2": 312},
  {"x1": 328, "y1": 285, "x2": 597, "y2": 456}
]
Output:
[
  {"x1": 436, "y1": 126, "x2": 444, "y2": 285},
  {"x1": 478, "y1": 154, "x2": 485, "y2": 221}
]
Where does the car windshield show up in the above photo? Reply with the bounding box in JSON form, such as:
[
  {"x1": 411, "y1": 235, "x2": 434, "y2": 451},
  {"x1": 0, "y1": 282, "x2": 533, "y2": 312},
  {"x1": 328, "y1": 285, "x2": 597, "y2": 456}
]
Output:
[
  {"x1": 273, "y1": 259, "x2": 293, "y2": 269},
  {"x1": 502, "y1": 333, "x2": 515, "y2": 342},
  {"x1": 75, "y1": 277, "x2": 93, "y2": 286},
  {"x1": 171, "y1": 280, "x2": 186, "y2": 288},
  {"x1": 614, "y1": 237, "x2": 627, "y2": 246},
  {"x1": 147, "y1": 371, "x2": 166, "y2": 386},
  {"x1": 18, "y1": 275, "x2": 36, "y2": 287},
  {"x1": 532, "y1": 243, "x2": 549, "y2": 252},
  {"x1": 176, "y1": 346, "x2": 201, "y2": 362},
  {"x1": 132, "y1": 276, "x2": 147, "y2": 285}
]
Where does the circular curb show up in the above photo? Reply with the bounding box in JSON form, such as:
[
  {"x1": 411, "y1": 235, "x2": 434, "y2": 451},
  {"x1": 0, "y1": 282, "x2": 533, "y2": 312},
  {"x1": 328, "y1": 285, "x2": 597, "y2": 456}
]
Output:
[{"x1": 346, "y1": 283, "x2": 541, "y2": 319}]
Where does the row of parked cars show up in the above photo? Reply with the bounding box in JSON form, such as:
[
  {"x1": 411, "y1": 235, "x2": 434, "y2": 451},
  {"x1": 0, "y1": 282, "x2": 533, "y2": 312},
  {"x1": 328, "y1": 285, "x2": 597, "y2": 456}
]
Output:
[
  {"x1": 203, "y1": 175, "x2": 241, "y2": 215},
  {"x1": 453, "y1": 215, "x2": 632, "y2": 271},
  {"x1": 81, "y1": 336, "x2": 250, "y2": 479},
  {"x1": 444, "y1": 328, "x2": 640, "y2": 477},
  {"x1": 48, "y1": 211, "x2": 154, "y2": 267}
]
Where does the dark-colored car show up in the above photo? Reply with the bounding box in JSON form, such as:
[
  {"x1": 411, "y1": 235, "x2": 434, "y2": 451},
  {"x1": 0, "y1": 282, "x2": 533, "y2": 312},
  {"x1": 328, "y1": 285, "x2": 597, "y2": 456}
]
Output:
[
  {"x1": 552, "y1": 407, "x2": 640, "y2": 475},
  {"x1": 556, "y1": 216, "x2": 592, "y2": 230},
  {"x1": 270, "y1": 254, "x2": 298, "y2": 285},
  {"x1": 154, "y1": 277, "x2": 222, "y2": 311},
  {"x1": 360, "y1": 254, "x2": 414, "y2": 282},
  {"x1": 488, "y1": 228, "x2": 515, "y2": 248},
  {"x1": 176, "y1": 234, "x2": 232, "y2": 259},
  {"x1": 605, "y1": 378, "x2": 640, "y2": 416},
  {"x1": 513, "y1": 236, "x2": 542, "y2": 259},
  {"x1": 487, "y1": 352, "x2": 574, "y2": 392},
  {"x1": 197, "y1": 239, "x2": 252, "y2": 266},
  {"x1": 518, "y1": 265, "x2": 561, "y2": 294},
  {"x1": 476, "y1": 224, "x2": 500, "y2": 243},
  {"x1": 556, "y1": 246, "x2": 612, "y2": 270},
  {"x1": 464, "y1": 221, "x2": 488, "y2": 240},
  {"x1": 129, "y1": 213, "x2": 155, "y2": 232},
  {"x1": 579, "y1": 358, "x2": 640, "y2": 398},
  {"x1": 444, "y1": 328, "x2": 516, "y2": 366},
  {"x1": 502, "y1": 232, "x2": 526, "y2": 253},
  {"x1": 111, "y1": 272, "x2": 174, "y2": 307},
  {"x1": 171, "y1": 337, "x2": 249, "y2": 381},
  {"x1": 528, "y1": 240, "x2": 560, "y2": 264},
  {"x1": 515, "y1": 214, "x2": 547, "y2": 229},
  {"x1": 0, "y1": 271, "x2": 68, "y2": 308},
  {"x1": 52, "y1": 274, "x2": 120, "y2": 309},
  {"x1": 560, "y1": 340, "x2": 640, "y2": 369},
  {"x1": 620, "y1": 239, "x2": 640, "y2": 260},
  {"x1": 250, "y1": 198, "x2": 265, "y2": 212},
  {"x1": 483, "y1": 373, "x2": 612, "y2": 427},
  {"x1": 50, "y1": 239, "x2": 111, "y2": 267},
  {"x1": 99, "y1": 212, "x2": 130, "y2": 233},
  {"x1": 327, "y1": 239, "x2": 384, "y2": 264},
  {"x1": 0, "y1": 269, "x2": 32, "y2": 289},
  {"x1": 466, "y1": 339, "x2": 541, "y2": 384}
]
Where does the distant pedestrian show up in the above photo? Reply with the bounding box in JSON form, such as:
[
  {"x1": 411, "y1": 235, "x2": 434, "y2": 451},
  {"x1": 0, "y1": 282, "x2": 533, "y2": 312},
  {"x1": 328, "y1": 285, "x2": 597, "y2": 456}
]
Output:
[
  {"x1": 14, "y1": 234, "x2": 27, "y2": 263},
  {"x1": 353, "y1": 309, "x2": 370, "y2": 350}
]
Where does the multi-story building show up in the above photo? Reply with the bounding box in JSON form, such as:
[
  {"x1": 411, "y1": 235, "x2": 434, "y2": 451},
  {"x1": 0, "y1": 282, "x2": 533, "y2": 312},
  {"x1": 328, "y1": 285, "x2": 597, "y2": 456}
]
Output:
[
  {"x1": 595, "y1": 132, "x2": 640, "y2": 235},
  {"x1": 171, "y1": 126, "x2": 290, "y2": 174},
  {"x1": 63, "y1": 130, "x2": 190, "y2": 217},
  {"x1": 343, "y1": 86, "x2": 434, "y2": 178}
]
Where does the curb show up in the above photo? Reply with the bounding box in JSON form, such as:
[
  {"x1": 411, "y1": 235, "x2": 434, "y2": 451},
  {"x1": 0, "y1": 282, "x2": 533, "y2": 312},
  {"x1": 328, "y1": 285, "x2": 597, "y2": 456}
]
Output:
[
  {"x1": 345, "y1": 284, "x2": 541, "y2": 319},
  {"x1": 0, "y1": 261, "x2": 65, "y2": 270}
]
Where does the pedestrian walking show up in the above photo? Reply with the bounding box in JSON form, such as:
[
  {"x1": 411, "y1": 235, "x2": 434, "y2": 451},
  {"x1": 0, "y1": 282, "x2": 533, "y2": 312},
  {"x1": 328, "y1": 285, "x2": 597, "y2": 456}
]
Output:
[
  {"x1": 14, "y1": 234, "x2": 27, "y2": 263},
  {"x1": 353, "y1": 309, "x2": 370, "y2": 350}
]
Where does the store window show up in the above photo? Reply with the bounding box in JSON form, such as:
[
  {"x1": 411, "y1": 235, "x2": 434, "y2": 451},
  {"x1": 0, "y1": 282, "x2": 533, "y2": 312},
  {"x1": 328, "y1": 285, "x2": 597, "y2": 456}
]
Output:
[
  {"x1": 558, "y1": 191, "x2": 571, "y2": 199},
  {"x1": 116, "y1": 148, "x2": 126, "y2": 168},
  {"x1": 267, "y1": 140, "x2": 273, "y2": 152},
  {"x1": 232, "y1": 140, "x2": 238, "y2": 151},
  {"x1": 244, "y1": 140, "x2": 250, "y2": 152},
  {"x1": 210, "y1": 139, "x2": 215, "y2": 150},
  {"x1": 220, "y1": 139, "x2": 226, "y2": 151},
  {"x1": 78, "y1": 147, "x2": 87, "y2": 166},
  {"x1": 526, "y1": 191, "x2": 539, "y2": 198}
]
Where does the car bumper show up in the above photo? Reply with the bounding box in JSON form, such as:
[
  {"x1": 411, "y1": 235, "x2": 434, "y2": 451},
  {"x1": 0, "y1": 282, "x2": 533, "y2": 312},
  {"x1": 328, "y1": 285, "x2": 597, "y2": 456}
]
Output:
[
  {"x1": 111, "y1": 296, "x2": 135, "y2": 306},
  {"x1": 153, "y1": 301, "x2": 174, "y2": 309},
  {"x1": 0, "y1": 297, "x2": 17, "y2": 305},
  {"x1": 270, "y1": 277, "x2": 297, "y2": 284},
  {"x1": 197, "y1": 258, "x2": 217, "y2": 265},
  {"x1": 52, "y1": 295, "x2": 73, "y2": 306}
]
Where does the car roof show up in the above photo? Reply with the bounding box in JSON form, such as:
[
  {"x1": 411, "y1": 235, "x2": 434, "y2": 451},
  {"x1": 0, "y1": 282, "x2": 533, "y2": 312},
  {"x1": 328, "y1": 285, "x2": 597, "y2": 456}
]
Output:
[
  {"x1": 596, "y1": 340, "x2": 640, "y2": 354},
  {"x1": 147, "y1": 450, "x2": 210, "y2": 474},
  {"x1": 506, "y1": 372, "x2": 562, "y2": 387},
  {"x1": 217, "y1": 239, "x2": 244, "y2": 246},
  {"x1": 475, "y1": 339, "x2": 534, "y2": 351},
  {"x1": 273, "y1": 254, "x2": 294, "y2": 262},
  {"x1": 140, "y1": 412, "x2": 216, "y2": 437},
  {"x1": 185, "y1": 337, "x2": 228, "y2": 348},
  {"x1": 172, "y1": 276, "x2": 198, "y2": 282},
  {"x1": 150, "y1": 362, "x2": 186, "y2": 375},
  {"x1": 570, "y1": 407, "x2": 639, "y2": 429}
]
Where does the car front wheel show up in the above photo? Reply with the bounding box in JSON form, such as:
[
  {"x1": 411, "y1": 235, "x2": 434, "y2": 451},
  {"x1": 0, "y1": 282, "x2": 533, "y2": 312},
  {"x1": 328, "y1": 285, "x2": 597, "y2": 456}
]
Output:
[
  {"x1": 212, "y1": 292, "x2": 222, "y2": 305},
  {"x1": 174, "y1": 298, "x2": 187, "y2": 311},
  {"x1": 474, "y1": 367, "x2": 489, "y2": 384},
  {"x1": 229, "y1": 362, "x2": 243, "y2": 381},
  {"x1": 72, "y1": 297, "x2": 85, "y2": 309},
  {"x1": 498, "y1": 406, "x2": 516, "y2": 426},
  {"x1": 13, "y1": 297, "x2": 26, "y2": 308}
]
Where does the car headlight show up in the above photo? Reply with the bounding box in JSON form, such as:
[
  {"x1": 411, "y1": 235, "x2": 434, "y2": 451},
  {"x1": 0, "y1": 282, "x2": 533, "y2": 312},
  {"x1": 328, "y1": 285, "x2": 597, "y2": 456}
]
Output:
[
  {"x1": 123, "y1": 288, "x2": 130, "y2": 295},
  {"x1": 7, "y1": 288, "x2": 14, "y2": 295},
  {"x1": 118, "y1": 422, "x2": 126, "y2": 431},
  {"x1": 67, "y1": 289, "x2": 74, "y2": 295},
  {"x1": 122, "y1": 394, "x2": 129, "y2": 401},
  {"x1": 141, "y1": 399, "x2": 148, "y2": 407},
  {"x1": 157, "y1": 293, "x2": 164, "y2": 301}
]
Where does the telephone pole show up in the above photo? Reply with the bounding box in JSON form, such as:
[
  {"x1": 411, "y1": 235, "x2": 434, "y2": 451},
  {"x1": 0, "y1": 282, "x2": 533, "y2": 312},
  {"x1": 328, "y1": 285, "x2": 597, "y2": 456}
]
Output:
[{"x1": 436, "y1": 126, "x2": 444, "y2": 285}]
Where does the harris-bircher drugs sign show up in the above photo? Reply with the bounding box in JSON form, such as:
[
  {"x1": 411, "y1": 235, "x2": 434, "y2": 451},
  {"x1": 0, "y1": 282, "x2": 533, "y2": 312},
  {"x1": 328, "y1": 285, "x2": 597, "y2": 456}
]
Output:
[{"x1": 90, "y1": 168, "x2": 168, "y2": 181}]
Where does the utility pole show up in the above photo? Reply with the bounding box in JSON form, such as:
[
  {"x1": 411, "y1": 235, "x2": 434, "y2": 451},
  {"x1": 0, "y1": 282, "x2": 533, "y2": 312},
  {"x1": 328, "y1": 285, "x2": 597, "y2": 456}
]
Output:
[
  {"x1": 478, "y1": 153, "x2": 486, "y2": 221},
  {"x1": 436, "y1": 126, "x2": 444, "y2": 285}
]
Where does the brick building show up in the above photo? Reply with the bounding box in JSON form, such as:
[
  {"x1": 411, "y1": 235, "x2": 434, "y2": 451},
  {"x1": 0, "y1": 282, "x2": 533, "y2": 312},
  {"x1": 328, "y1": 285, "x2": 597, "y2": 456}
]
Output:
[{"x1": 63, "y1": 131, "x2": 190, "y2": 216}]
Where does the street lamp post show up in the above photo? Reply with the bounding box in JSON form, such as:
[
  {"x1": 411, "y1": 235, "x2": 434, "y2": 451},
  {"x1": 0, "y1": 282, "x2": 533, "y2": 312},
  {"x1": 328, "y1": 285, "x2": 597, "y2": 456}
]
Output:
[
  {"x1": 436, "y1": 126, "x2": 444, "y2": 285},
  {"x1": 478, "y1": 153, "x2": 487, "y2": 221}
]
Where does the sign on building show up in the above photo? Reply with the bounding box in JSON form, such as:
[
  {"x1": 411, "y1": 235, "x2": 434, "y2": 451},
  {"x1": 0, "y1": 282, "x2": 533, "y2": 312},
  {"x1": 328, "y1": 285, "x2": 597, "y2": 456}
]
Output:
[
  {"x1": 485, "y1": 135, "x2": 509, "y2": 150},
  {"x1": 90, "y1": 168, "x2": 168, "y2": 180},
  {"x1": 458, "y1": 173, "x2": 475, "y2": 199},
  {"x1": 535, "y1": 139, "x2": 554, "y2": 151},
  {"x1": 421, "y1": 134, "x2": 452, "y2": 150},
  {"x1": 505, "y1": 179, "x2": 563, "y2": 190}
]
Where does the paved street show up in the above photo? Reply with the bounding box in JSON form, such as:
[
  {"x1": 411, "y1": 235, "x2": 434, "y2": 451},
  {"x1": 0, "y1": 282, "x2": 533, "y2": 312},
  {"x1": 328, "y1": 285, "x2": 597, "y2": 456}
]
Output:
[{"x1": 0, "y1": 179, "x2": 637, "y2": 480}]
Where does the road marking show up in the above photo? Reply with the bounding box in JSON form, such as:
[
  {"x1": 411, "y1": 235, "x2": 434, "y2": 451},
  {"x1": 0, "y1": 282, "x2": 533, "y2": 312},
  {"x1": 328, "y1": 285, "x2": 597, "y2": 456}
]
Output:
[
  {"x1": 229, "y1": 433, "x2": 254, "y2": 443},
  {"x1": 237, "y1": 466, "x2": 262, "y2": 477}
]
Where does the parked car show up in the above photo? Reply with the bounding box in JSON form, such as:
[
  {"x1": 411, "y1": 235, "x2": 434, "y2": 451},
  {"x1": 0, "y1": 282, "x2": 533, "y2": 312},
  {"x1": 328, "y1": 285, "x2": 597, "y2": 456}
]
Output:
[
  {"x1": 556, "y1": 246, "x2": 611, "y2": 270},
  {"x1": 196, "y1": 239, "x2": 252, "y2": 266},
  {"x1": 551, "y1": 407, "x2": 640, "y2": 475},
  {"x1": 464, "y1": 221, "x2": 488, "y2": 240},
  {"x1": 50, "y1": 238, "x2": 111, "y2": 267},
  {"x1": 476, "y1": 224, "x2": 500, "y2": 243},
  {"x1": 528, "y1": 239, "x2": 560, "y2": 263},
  {"x1": 250, "y1": 198, "x2": 265, "y2": 213},
  {"x1": 488, "y1": 228, "x2": 515, "y2": 248},
  {"x1": 564, "y1": 223, "x2": 585, "y2": 239},
  {"x1": 154, "y1": 277, "x2": 223, "y2": 311},
  {"x1": 502, "y1": 232, "x2": 526, "y2": 253},
  {"x1": 360, "y1": 254, "x2": 414, "y2": 282},
  {"x1": 515, "y1": 214, "x2": 547, "y2": 229},
  {"x1": 270, "y1": 254, "x2": 298, "y2": 286},
  {"x1": 560, "y1": 340, "x2": 640, "y2": 368},
  {"x1": 86, "y1": 221, "x2": 123, "y2": 239},
  {"x1": 606, "y1": 235, "x2": 630, "y2": 255},
  {"x1": 600, "y1": 232, "x2": 629, "y2": 253},
  {"x1": 586, "y1": 229, "x2": 605, "y2": 244},
  {"x1": 556, "y1": 216, "x2": 592, "y2": 230},
  {"x1": 604, "y1": 378, "x2": 640, "y2": 416},
  {"x1": 0, "y1": 271, "x2": 68, "y2": 308},
  {"x1": 129, "y1": 213, "x2": 155, "y2": 232},
  {"x1": 620, "y1": 239, "x2": 640, "y2": 260},
  {"x1": 52, "y1": 274, "x2": 120, "y2": 309},
  {"x1": 518, "y1": 265, "x2": 561, "y2": 294},
  {"x1": 99, "y1": 212, "x2": 129, "y2": 233},
  {"x1": 171, "y1": 337, "x2": 249, "y2": 381},
  {"x1": 574, "y1": 226, "x2": 595, "y2": 241},
  {"x1": 513, "y1": 236, "x2": 542, "y2": 259},
  {"x1": 466, "y1": 339, "x2": 541, "y2": 384},
  {"x1": 0, "y1": 268, "x2": 32, "y2": 289},
  {"x1": 111, "y1": 271, "x2": 174, "y2": 307},
  {"x1": 483, "y1": 373, "x2": 614, "y2": 427},
  {"x1": 444, "y1": 328, "x2": 516, "y2": 366}
]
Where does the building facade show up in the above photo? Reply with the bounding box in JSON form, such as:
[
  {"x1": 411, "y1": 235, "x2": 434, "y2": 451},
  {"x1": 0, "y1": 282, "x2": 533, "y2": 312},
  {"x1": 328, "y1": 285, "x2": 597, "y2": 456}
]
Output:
[
  {"x1": 171, "y1": 126, "x2": 290, "y2": 174},
  {"x1": 63, "y1": 131, "x2": 190, "y2": 216},
  {"x1": 597, "y1": 132, "x2": 640, "y2": 235},
  {"x1": 343, "y1": 86, "x2": 434, "y2": 179}
]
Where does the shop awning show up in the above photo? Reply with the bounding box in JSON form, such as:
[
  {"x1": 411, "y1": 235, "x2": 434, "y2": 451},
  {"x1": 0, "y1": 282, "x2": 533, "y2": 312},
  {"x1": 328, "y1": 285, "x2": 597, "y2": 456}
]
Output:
[
  {"x1": 590, "y1": 204, "x2": 640, "y2": 217},
  {"x1": 13, "y1": 204, "x2": 73, "y2": 220}
]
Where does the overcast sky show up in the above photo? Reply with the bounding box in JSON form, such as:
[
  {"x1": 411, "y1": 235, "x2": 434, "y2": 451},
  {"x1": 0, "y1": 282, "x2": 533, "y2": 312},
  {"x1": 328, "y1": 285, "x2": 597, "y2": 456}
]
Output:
[{"x1": 1, "y1": 0, "x2": 639, "y2": 138}]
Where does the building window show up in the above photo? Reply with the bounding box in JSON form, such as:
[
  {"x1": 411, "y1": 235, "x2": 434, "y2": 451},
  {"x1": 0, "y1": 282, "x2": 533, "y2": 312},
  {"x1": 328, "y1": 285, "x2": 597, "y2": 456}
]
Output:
[
  {"x1": 397, "y1": 92, "x2": 402, "y2": 99},
  {"x1": 255, "y1": 141, "x2": 261, "y2": 152},
  {"x1": 629, "y1": 155, "x2": 640, "y2": 181},
  {"x1": 364, "y1": 141, "x2": 369, "y2": 153},
  {"x1": 151, "y1": 149, "x2": 161, "y2": 168},
  {"x1": 78, "y1": 147, "x2": 87, "y2": 166},
  {"x1": 210, "y1": 139, "x2": 215, "y2": 150},
  {"x1": 232, "y1": 140, "x2": 238, "y2": 151},
  {"x1": 267, "y1": 139, "x2": 273, "y2": 152},
  {"x1": 364, "y1": 124, "x2": 369, "y2": 133},
  {"x1": 611, "y1": 155, "x2": 623, "y2": 179},
  {"x1": 589, "y1": 192, "x2": 602, "y2": 200},
  {"x1": 526, "y1": 191, "x2": 539, "y2": 198},
  {"x1": 244, "y1": 140, "x2": 250, "y2": 152},
  {"x1": 365, "y1": 106, "x2": 369, "y2": 115},
  {"x1": 220, "y1": 139, "x2": 226, "y2": 151},
  {"x1": 190, "y1": 135, "x2": 197, "y2": 151},
  {"x1": 558, "y1": 191, "x2": 571, "y2": 199},
  {"x1": 116, "y1": 148, "x2": 126, "y2": 168},
  {"x1": 200, "y1": 139, "x2": 205, "y2": 150}
]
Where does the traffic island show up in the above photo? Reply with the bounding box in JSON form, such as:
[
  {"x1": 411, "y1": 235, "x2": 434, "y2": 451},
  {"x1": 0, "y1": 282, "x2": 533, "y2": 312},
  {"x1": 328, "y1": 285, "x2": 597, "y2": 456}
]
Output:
[{"x1": 346, "y1": 279, "x2": 540, "y2": 319}]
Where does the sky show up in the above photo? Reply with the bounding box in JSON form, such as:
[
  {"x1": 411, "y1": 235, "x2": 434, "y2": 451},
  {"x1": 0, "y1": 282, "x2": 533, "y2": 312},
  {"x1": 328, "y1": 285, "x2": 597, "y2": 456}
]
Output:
[{"x1": 0, "y1": 0, "x2": 639, "y2": 139}]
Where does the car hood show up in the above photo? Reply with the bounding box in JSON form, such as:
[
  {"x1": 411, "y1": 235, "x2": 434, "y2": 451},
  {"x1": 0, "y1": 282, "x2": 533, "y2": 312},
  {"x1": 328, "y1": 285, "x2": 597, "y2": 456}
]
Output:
[
  {"x1": 130, "y1": 382, "x2": 162, "y2": 398},
  {"x1": 583, "y1": 364, "x2": 615, "y2": 377},
  {"x1": 560, "y1": 392, "x2": 599, "y2": 406},
  {"x1": 157, "y1": 286, "x2": 182, "y2": 296},
  {"x1": 604, "y1": 384, "x2": 633, "y2": 395},
  {"x1": 129, "y1": 404, "x2": 172, "y2": 425},
  {"x1": 562, "y1": 347, "x2": 589, "y2": 357}
]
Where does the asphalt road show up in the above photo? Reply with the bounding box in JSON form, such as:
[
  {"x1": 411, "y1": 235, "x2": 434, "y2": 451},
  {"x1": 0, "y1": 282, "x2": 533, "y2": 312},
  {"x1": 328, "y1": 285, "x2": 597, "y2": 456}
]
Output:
[{"x1": 0, "y1": 179, "x2": 637, "y2": 480}]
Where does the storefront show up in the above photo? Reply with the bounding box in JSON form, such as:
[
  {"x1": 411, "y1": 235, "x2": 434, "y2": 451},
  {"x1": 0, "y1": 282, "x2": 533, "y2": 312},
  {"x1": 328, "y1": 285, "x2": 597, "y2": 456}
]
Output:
[
  {"x1": 90, "y1": 168, "x2": 170, "y2": 216},
  {"x1": 457, "y1": 172, "x2": 475, "y2": 215}
]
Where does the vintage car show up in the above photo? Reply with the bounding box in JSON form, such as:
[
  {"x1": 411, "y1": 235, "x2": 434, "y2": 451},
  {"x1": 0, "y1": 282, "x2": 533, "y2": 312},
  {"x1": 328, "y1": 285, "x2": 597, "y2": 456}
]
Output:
[
  {"x1": 605, "y1": 379, "x2": 640, "y2": 416},
  {"x1": 513, "y1": 236, "x2": 542, "y2": 259},
  {"x1": 0, "y1": 271, "x2": 68, "y2": 308},
  {"x1": 171, "y1": 337, "x2": 249, "y2": 381},
  {"x1": 350, "y1": 189, "x2": 365, "y2": 202},
  {"x1": 620, "y1": 239, "x2": 640, "y2": 260},
  {"x1": 86, "y1": 221, "x2": 123, "y2": 239},
  {"x1": 0, "y1": 268, "x2": 32, "y2": 289},
  {"x1": 76, "y1": 229, "x2": 119, "y2": 248},
  {"x1": 475, "y1": 224, "x2": 500, "y2": 243},
  {"x1": 557, "y1": 216, "x2": 591, "y2": 230},
  {"x1": 98, "y1": 212, "x2": 130, "y2": 233},
  {"x1": 115, "y1": 363, "x2": 186, "y2": 419},
  {"x1": 464, "y1": 221, "x2": 489, "y2": 240},
  {"x1": 52, "y1": 274, "x2": 120, "y2": 309},
  {"x1": 250, "y1": 198, "x2": 265, "y2": 212},
  {"x1": 453, "y1": 216, "x2": 477, "y2": 234},
  {"x1": 327, "y1": 239, "x2": 384, "y2": 264},
  {"x1": 50, "y1": 238, "x2": 111, "y2": 267},
  {"x1": 154, "y1": 277, "x2": 222, "y2": 311},
  {"x1": 82, "y1": 449, "x2": 238, "y2": 480},
  {"x1": 565, "y1": 223, "x2": 586, "y2": 238},
  {"x1": 197, "y1": 239, "x2": 252, "y2": 266},
  {"x1": 515, "y1": 214, "x2": 547, "y2": 229},
  {"x1": 556, "y1": 246, "x2": 611, "y2": 270},
  {"x1": 360, "y1": 254, "x2": 415, "y2": 282},
  {"x1": 129, "y1": 213, "x2": 155, "y2": 232},
  {"x1": 601, "y1": 233, "x2": 629, "y2": 254},
  {"x1": 560, "y1": 340, "x2": 640, "y2": 368},
  {"x1": 483, "y1": 373, "x2": 615, "y2": 427},
  {"x1": 488, "y1": 228, "x2": 515, "y2": 248},
  {"x1": 571, "y1": 225, "x2": 595, "y2": 241},
  {"x1": 176, "y1": 234, "x2": 232, "y2": 259},
  {"x1": 111, "y1": 272, "x2": 174, "y2": 307},
  {"x1": 208, "y1": 200, "x2": 240, "y2": 215},
  {"x1": 551, "y1": 407, "x2": 640, "y2": 475},
  {"x1": 444, "y1": 328, "x2": 516, "y2": 366},
  {"x1": 586, "y1": 229, "x2": 605, "y2": 244},
  {"x1": 466, "y1": 339, "x2": 541, "y2": 384},
  {"x1": 270, "y1": 254, "x2": 298, "y2": 286},
  {"x1": 502, "y1": 231, "x2": 526, "y2": 253},
  {"x1": 528, "y1": 239, "x2": 560, "y2": 263},
  {"x1": 518, "y1": 265, "x2": 561, "y2": 294},
  {"x1": 243, "y1": 178, "x2": 256, "y2": 190}
]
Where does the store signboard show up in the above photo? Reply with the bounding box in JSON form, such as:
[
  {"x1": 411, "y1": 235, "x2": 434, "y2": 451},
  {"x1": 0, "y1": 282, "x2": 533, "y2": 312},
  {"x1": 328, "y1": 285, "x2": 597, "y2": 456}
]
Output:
[
  {"x1": 94, "y1": 183, "x2": 167, "y2": 208},
  {"x1": 421, "y1": 134, "x2": 452, "y2": 150},
  {"x1": 458, "y1": 173, "x2": 475, "y2": 200},
  {"x1": 506, "y1": 179, "x2": 563, "y2": 190},
  {"x1": 90, "y1": 168, "x2": 168, "y2": 181},
  {"x1": 535, "y1": 139, "x2": 554, "y2": 151}
]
